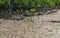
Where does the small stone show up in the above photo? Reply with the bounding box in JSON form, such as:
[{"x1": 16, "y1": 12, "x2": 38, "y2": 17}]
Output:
[
  {"x1": 48, "y1": 29, "x2": 53, "y2": 32},
  {"x1": 0, "y1": 22, "x2": 1, "y2": 24}
]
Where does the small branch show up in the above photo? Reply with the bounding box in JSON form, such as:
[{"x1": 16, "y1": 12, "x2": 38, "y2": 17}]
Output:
[{"x1": 50, "y1": 21, "x2": 60, "y2": 23}]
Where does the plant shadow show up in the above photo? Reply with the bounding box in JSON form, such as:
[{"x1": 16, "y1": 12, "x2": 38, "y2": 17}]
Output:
[{"x1": 0, "y1": 6, "x2": 60, "y2": 20}]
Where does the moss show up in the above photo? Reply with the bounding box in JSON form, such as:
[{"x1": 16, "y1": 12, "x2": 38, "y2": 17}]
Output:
[
  {"x1": 24, "y1": 18, "x2": 30, "y2": 23},
  {"x1": 24, "y1": 17, "x2": 34, "y2": 23}
]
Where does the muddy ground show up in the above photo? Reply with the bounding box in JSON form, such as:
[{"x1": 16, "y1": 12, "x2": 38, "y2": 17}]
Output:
[{"x1": 0, "y1": 10, "x2": 60, "y2": 38}]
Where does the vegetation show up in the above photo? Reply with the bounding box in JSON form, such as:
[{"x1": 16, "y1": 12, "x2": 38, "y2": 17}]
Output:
[
  {"x1": 24, "y1": 17, "x2": 34, "y2": 23},
  {"x1": 0, "y1": 0, "x2": 60, "y2": 19}
]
